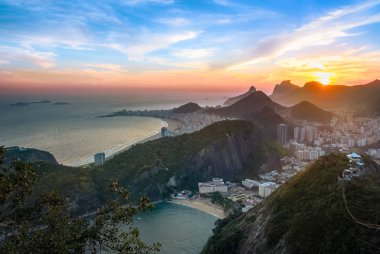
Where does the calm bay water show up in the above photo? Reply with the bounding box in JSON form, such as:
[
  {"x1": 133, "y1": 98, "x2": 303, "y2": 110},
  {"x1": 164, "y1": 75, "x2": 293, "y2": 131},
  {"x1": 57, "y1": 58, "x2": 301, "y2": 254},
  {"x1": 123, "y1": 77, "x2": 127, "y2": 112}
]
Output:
[
  {"x1": 0, "y1": 102, "x2": 167, "y2": 166},
  {"x1": 0, "y1": 95, "x2": 225, "y2": 166},
  {"x1": 0, "y1": 94, "x2": 224, "y2": 253},
  {"x1": 133, "y1": 202, "x2": 217, "y2": 254}
]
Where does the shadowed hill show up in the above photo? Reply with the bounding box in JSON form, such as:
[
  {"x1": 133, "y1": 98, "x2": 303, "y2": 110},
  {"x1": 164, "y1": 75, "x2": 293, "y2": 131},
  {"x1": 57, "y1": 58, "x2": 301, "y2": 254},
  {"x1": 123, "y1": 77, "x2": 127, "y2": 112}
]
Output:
[
  {"x1": 172, "y1": 102, "x2": 202, "y2": 113},
  {"x1": 288, "y1": 101, "x2": 335, "y2": 123},
  {"x1": 242, "y1": 107, "x2": 285, "y2": 140},
  {"x1": 207, "y1": 91, "x2": 285, "y2": 118},
  {"x1": 3, "y1": 147, "x2": 58, "y2": 165}
]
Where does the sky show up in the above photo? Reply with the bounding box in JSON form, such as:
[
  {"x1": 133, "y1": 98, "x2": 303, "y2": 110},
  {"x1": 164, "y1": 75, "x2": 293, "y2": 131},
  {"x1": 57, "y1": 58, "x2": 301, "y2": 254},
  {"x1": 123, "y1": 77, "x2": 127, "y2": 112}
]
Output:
[{"x1": 1, "y1": 0, "x2": 380, "y2": 95}]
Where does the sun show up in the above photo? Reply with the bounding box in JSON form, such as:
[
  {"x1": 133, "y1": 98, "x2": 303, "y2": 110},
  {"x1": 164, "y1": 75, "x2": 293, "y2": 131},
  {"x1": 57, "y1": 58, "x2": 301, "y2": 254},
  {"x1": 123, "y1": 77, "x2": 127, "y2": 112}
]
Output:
[{"x1": 313, "y1": 72, "x2": 332, "y2": 85}]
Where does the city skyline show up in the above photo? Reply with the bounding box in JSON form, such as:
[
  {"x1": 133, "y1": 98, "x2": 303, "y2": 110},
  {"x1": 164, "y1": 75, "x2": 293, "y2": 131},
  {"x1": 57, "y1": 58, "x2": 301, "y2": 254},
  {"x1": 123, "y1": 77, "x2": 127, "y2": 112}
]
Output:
[{"x1": 1, "y1": 0, "x2": 380, "y2": 94}]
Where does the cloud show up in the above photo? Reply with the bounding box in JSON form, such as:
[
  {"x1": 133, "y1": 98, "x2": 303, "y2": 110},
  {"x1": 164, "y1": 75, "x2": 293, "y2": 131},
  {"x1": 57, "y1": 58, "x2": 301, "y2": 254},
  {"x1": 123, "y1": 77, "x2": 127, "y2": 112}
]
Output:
[
  {"x1": 123, "y1": 0, "x2": 174, "y2": 5},
  {"x1": 0, "y1": 46, "x2": 56, "y2": 68},
  {"x1": 172, "y1": 48, "x2": 215, "y2": 59},
  {"x1": 228, "y1": 0, "x2": 380, "y2": 70},
  {"x1": 77, "y1": 64, "x2": 128, "y2": 72},
  {"x1": 213, "y1": 0, "x2": 229, "y2": 6},
  {"x1": 155, "y1": 17, "x2": 191, "y2": 26},
  {"x1": 108, "y1": 30, "x2": 200, "y2": 59}
]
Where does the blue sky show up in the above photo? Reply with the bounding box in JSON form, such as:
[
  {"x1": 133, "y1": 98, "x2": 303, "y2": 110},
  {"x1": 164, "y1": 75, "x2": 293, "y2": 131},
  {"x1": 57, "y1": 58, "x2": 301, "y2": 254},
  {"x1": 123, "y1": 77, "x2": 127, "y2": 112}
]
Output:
[{"x1": 1, "y1": 0, "x2": 380, "y2": 92}]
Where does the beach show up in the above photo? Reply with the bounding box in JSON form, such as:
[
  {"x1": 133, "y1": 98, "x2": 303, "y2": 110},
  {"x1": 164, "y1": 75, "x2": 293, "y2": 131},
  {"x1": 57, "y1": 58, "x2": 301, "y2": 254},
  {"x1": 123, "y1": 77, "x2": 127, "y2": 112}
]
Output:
[
  {"x1": 99, "y1": 118, "x2": 183, "y2": 164},
  {"x1": 170, "y1": 198, "x2": 226, "y2": 219},
  {"x1": 68, "y1": 117, "x2": 183, "y2": 167}
]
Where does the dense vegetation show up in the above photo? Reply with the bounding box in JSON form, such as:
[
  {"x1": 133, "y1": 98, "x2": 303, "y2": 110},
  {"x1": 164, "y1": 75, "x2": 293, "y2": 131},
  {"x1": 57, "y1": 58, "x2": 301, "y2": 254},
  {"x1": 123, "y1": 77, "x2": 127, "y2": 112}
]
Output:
[
  {"x1": 202, "y1": 153, "x2": 380, "y2": 254},
  {"x1": 93, "y1": 121, "x2": 279, "y2": 202},
  {"x1": 26, "y1": 120, "x2": 282, "y2": 215},
  {"x1": 0, "y1": 147, "x2": 160, "y2": 253}
]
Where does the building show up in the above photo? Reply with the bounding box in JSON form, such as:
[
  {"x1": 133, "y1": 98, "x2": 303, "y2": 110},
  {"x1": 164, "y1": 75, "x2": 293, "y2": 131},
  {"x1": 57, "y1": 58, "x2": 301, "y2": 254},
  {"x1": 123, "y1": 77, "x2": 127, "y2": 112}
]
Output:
[
  {"x1": 198, "y1": 178, "x2": 228, "y2": 194},
  {"x1": 94, "y1": 152, "x2": 106, "y2": 166},
  {"x1": 161, "y1": 127, "x2": 169, "y2": 137},
  {"x1": 242, "y1": 179, "x2": 259, "y2": 189},
  {"x1": 300, "y1": 127, "x2": 306, "y2": 141},
  {"x1": 294, "y1": 126, "x2": 300, "y2": 141},
  {"x1": 277, "y1": 124, "x2": 288, "y2": 145},
  {"x1": 258, "y1": 182, "x2": 277, "y2": 198}
]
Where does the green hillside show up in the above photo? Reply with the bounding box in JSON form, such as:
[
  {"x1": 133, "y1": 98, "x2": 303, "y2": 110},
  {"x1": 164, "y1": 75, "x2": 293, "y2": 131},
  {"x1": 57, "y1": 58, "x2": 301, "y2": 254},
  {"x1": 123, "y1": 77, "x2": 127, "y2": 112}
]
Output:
[
  {"x1": 32, "y1": 120, "x2": 283, "y2": 215},
  {"x1": 202, "y1": 153, "x2": 380, "y2": 254}
]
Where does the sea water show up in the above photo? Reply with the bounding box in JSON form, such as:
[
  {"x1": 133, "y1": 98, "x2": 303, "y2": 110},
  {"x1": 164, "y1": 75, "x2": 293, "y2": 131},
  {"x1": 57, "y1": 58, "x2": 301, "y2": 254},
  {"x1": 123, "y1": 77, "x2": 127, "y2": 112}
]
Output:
[
  {"x1": 133, "y1": 202, "x2": 217, "y2": 254},
  {"x1": 0, "y1": 94, "x2": 222, "y2": 252},
  {"x1": 0, "y1": 102, "x2": 167, "y2": 166}
]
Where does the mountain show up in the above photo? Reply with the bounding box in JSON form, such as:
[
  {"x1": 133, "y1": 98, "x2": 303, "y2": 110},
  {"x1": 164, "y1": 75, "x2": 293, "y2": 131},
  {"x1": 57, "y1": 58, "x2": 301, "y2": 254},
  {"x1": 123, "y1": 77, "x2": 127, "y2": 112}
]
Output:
[
  {"x1": 288, "y1": 101, "x2": 335, "y2": 123},
  {"x1": 31, "y1": 120, "x2": 283, "y2": 215},
  {"x1": 3, "y1": 146, "x2": 58, "y2": 165},
  {"x1": 207, "y1": 91, "x2": 285, "y2": 118},
  {"x1": 224, "y1": 86, "x2": 257, "y2": 106},
  {"x1": 172, "y1": 102, "x2": 202, "y2": 113},
  {"x1": 202, "y1": 153, "x2": 380, "y2": 254},
  {"x1": 242, "y1": 107, "x2": 286, "y2": 140},
  {"x1": 270, "y1": 79, "x2": 380, "y2": 114},
  {"x1": 271, "y1": 80, "x2": 299, "y2": 98}
]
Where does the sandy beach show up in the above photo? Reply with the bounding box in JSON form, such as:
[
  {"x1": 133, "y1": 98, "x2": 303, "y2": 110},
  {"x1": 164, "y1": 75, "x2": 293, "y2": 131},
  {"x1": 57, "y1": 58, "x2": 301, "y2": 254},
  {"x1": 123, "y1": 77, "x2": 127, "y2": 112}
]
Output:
[
  {"x1": 170, "y1": 198, "x2": 226, "y2": 219},
  {"x1": 105, "y1": 117, "x2": 183, "y2": 157},
  {"x1": 72, "y1": 117, "x2": 183, "y2": 167}
]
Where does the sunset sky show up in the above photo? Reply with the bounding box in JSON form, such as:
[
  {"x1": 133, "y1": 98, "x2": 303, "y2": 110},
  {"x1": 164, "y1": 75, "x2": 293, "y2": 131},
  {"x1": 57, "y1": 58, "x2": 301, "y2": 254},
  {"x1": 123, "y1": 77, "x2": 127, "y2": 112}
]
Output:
[{"x1": 1, "y1": 0, "x2": 380, "y2": 94}]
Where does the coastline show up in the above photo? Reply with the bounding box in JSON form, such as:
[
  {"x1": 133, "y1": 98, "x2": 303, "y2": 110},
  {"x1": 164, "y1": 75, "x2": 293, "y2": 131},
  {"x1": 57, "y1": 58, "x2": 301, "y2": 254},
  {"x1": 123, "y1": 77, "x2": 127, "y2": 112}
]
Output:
[
  {"x1": 70, "y1": 117, "x2": 183, "y2": 167},
  {"x1": 169, "y1": 198, "x2": 226, "y2": 219}
]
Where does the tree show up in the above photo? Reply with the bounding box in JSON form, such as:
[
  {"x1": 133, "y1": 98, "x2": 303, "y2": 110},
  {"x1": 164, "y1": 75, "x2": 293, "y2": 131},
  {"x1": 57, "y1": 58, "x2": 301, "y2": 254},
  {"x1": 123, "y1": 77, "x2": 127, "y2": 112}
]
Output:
[{"x1": 0, "y1": 147, "x2": 160, "y2": 253}]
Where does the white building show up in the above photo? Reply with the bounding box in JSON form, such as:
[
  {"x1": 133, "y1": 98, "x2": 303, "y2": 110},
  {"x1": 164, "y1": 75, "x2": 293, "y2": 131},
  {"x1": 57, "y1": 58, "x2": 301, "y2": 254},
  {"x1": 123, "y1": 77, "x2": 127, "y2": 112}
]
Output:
[
  {"x1": 258, "y1": 182, "x2": 277, "y2": 198},
  {"x1": 242, "y1": 179, "x2": 259, "y2": 189},
  {"x1": 198, "y1": 178, "x2": 228, "y2": 194}
]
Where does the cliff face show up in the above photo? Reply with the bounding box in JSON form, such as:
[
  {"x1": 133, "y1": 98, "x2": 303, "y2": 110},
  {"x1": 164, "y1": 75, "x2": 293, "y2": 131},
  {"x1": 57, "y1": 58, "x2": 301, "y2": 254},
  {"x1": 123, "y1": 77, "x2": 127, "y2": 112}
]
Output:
[{"x1": 202, "y1": 154, "x2": 380, "y2": 254}]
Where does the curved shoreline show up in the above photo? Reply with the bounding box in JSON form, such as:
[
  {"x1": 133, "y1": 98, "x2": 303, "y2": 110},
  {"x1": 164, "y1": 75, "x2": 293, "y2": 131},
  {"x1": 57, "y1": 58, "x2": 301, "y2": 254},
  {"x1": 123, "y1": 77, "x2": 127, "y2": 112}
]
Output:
[
  {"x1": 169, "y1": 199, "x2": 226, "y2": 219},
  {"x1": 66, "y1": 117, "x2": 183, "y2": 167}
]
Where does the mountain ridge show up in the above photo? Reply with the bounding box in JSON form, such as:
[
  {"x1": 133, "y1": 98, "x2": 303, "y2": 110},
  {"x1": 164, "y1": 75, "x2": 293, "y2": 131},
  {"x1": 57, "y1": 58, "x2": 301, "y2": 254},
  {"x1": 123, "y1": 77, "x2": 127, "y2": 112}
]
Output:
[
  {"x1": 270, "y1": 79, "x2": 380, "y2": 113},
  {"x1": 224, "y1": 86, "x2": 257, "y2": 106}
]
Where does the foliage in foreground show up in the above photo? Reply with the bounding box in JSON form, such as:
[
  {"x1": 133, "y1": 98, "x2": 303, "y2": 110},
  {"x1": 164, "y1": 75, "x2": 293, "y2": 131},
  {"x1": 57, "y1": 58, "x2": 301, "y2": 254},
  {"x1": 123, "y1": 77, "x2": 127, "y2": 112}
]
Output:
[{"x1": 0, "y1": 147, "x2": 160, "y2": 253}]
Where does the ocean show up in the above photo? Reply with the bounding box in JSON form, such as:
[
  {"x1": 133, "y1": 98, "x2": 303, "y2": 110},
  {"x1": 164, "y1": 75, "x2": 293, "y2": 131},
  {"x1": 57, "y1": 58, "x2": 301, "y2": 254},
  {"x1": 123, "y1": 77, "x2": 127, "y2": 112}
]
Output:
[
  {"x1": 0, "y1": 93, "x2": 225, "y2": 253},
  {"x1": 0, "y1": 102, "x2": 168, "y2": 166},
  {"x1": 133, "y1": 202, "x2": 217, "y2": 254},
  {"x1": 0, "y1": 94, "x2": 225, "y2": 166}
]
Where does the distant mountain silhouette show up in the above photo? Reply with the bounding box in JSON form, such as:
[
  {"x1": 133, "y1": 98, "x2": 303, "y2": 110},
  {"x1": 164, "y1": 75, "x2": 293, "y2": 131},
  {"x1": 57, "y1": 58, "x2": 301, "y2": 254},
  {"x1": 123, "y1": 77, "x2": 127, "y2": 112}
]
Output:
[
  {"x1": 288, "y1": 101, "x2": 335, "y2": 123},
  {"x1": 270, "y1": 79, "x2": 380, "y2": 114},
  {"x1": 224, "y1": 85, "x2": 256, "y2": 105},
  {"x1": 271, "y1": 80, "x2": 299, "y2": 98},
  {"x1": 208, "y1": 91, "x2": 285, "y2": 118},
  {"x1": 172, "y1": 102, "x2": 202, "y2": 113}
]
